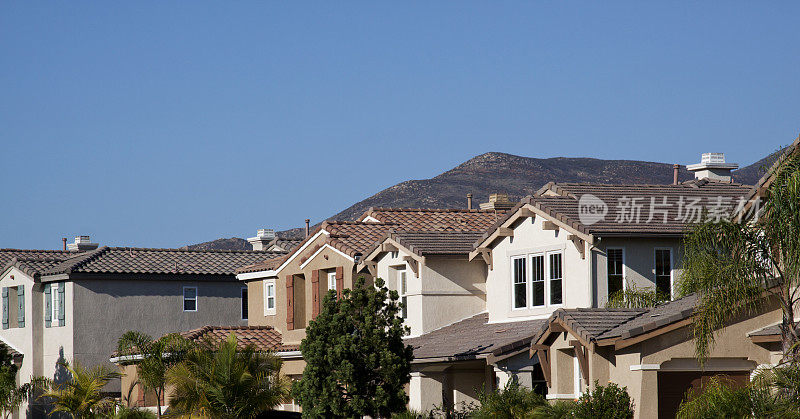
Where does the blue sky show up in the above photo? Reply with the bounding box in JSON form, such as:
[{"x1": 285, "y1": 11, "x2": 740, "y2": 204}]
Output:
[{"x1": 1, "y1": 2, "x2": 798, "y2": 249}]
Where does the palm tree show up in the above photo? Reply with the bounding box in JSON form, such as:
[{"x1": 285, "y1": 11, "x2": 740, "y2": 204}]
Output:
[
  {"x1": 0, "y1": 344, "x2": 46, "y2": 419},
  {"x1": 117, "y1": 331, "x2": 189, "y2": 419},
  {"x1": 166, "y1": 333, "x2": 290, "y2": 418},
  {"x1": 679, "y1": 145, "x2": 800, "y2": 361},
  {"x1": 39, "y1": 361, "x2": 121, "y2": 418}
]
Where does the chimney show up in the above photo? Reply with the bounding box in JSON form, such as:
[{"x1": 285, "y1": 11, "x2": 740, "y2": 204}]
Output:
[
  {"x1": 466, "y1": 193, "x2": 473, "y2": 210},
  {"x1": 479, "y1": 193, "x2": 516, "y2": 211},
  {"x1": 67, "y1": 235, "x2": 98, "y2": 252},
  {"x1": 686, "y1": 153, "x2": 738, "y2": 182},
  {"x1": 673, "y1": 164, "x2": 680, "y2": 185},
  {"x1": 305, "y1": 219, "x2": 310, "y2": 238},
  {"x1": 62, "y1": 238, "x2": 67, "y2": 251},
  {"x1": 247, "y1": 228, "x2": 276, "y2": 251}
]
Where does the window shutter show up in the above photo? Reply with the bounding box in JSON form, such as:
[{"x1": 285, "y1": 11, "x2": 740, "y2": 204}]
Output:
[
  {"x1": 311, "y1": 270, "x2": 320, "y2": 319},
  {"x1": 44, "y1": 284, "x2": 51, "y2": 328},
  {"x1": 2, "y1": 287, "x2": 8, "y2": 330},
  {"x1": 286, "y1": 275, "x2": 294, "y2": 330},
  {"x1": 58, "y1": 283, "x2": 65, "y2": 326},
  {"x1": 17, "y1": 286, "x2": 24, "y2": 328},
  {"x1": 335, "y1": 266, "x2": 344, "y2": 300}
]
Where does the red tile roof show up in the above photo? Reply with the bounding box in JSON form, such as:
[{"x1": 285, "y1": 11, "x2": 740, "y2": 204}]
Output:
[{"x1": 180, "y1": 325, "x2": 297, "y2": 352}]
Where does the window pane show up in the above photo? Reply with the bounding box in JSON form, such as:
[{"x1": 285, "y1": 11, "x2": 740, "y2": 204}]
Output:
[
  {"x1": 400, "y1": 271, "x2": 407, "y2": 294},
  {"x1": 184, "y1": 299, "x2": 196, "y2": 311},
  {"x1": 513, "y1": 258, "x2": 527, "y2": 308},
  {"x1": 184, "y1": 288, "x2": 196, "y2": 299},
  {"x1": 531, "y1": 255, "x2": 545, "y2": 307},
  {"x1": 328, "y1": 273, "x2": 337, "y2": 291},
  {"x1": 550, "y1": 253, "x2": 563, "y2": 305},
  {"x1": 655, "y1": 249, "x2": 672, "y2": 296},
  {"x1": 607, "y1": 249, "x2": 623, "y2": 296},
  {"x1": 401, "y1": 296, "x2": 408, "y2": 319},
  {"x1": 266, "y1": 284, "x2": 275, "y2": 310},
  {"x1": 241, "y1": 288, "x2": 248, "y2": 320}
]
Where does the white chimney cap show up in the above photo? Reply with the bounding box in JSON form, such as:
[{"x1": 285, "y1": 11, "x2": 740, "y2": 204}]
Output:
[
  {"x1": 256, "y1": 229, "x2": 275, "y2": 239},
  {"x1": 701, "y1": 153, "x2": 726, "y2": 164}
]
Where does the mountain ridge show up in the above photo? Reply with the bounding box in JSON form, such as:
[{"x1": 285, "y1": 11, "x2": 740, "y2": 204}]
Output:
[{"x1": 186, "y1": 148, "x2": 785, "y2": 251}]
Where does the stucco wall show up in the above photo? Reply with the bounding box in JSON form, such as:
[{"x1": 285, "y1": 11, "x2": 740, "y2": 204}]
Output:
[
  {"x1": 594, "y1": 238, "x2": 684, "y2": 306},
  {"x1": 73, "y1": 278, "x2": 246, "y2": 391},
  {"x1": 486, "y1": 216, "x2": 591, "y2": 322},
  {"x1": 246, "y1": 233, "x2": 363, "y2": 345},
  {"x1": 377, "y1": 248, "x2": 487, "y2": 337}
]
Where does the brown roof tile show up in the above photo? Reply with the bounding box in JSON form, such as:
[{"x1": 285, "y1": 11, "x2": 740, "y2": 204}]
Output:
[
  {"x1": 406, "y1": 313, "x2": 546, "y2": 362},
  {"x1": 180, "y1": 325, "x2": 295, "y2": 352},
  {"x1": 360, "y1": 208, "x2": 506, "y2": 232}
]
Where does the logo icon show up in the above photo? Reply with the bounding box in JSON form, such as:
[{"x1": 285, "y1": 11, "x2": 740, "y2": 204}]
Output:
[{"x1": 578, "y1": 194, "x2": 608, "y2": 225}]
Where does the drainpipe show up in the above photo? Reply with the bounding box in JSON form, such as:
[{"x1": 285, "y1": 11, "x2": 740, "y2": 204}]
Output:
[
  {"x1": 305, "y1": 219, "x2": 310, "y2": 238},
  {"x1": 467, "y1": 193, "x2": 473, "y2": 210}
]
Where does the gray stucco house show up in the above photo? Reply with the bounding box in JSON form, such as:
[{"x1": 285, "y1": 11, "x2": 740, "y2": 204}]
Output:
[{"x1": 0, "y1": 236, "x2": 283, "y2": 418}]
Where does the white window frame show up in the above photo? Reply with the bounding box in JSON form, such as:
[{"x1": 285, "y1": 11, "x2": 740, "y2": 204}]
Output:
[
  {"x1": 327, "y1": 271, "x2": 337, "y2": 292},
  {"x1": 51, "y1": 287, "x2": 60, "y2": 327},
  {"x1": 606, "y1": 247, "x2": 626, "y2": 296},
  {"x1": 510, "y1": 250, "x2": 564, "y2": 310},
  {"x1": 263, "y1": 280, "x2": 276, "y2": 315},
  {"x1": 511, "y1": 256, "x2": 529, "y2": 310},
  {"x1": 241, "y1": 287, "x2": 248, "y2": 321},
  {"x1": 654, "y1": 247, "x2": 674, "y2": 298},
  {"x1": 398, "y1": 268, "x2": 408, "y2": 319},
  {"x1": 182, "y1": 286, "x2": 198, "y2": 312}
]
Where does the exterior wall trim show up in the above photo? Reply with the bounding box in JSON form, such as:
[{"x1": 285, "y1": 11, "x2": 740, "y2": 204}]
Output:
[{"x1": 630, "y1": 364, "x2": 660, "y2": 371}]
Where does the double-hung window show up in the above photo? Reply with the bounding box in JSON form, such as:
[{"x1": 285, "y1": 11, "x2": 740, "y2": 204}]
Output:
[
  {"x1": 607, "y1": 248, "x2": 624, "y2": 297},
  {"x1": 512, "y1": 251, "x2": 564, "y2": 309},
  {"x1": 264, "y1": 280, "x2": 276, "y2": 315},
  {"x1": 327, "y1": 271, "x2": 337, "y2": 292},
  {"x1": 512, "y1": 257, "x2": 527, "y2": 309},
  {"x1": 655, "y1": 249, "x2": 672, "y2": 297},
  {"x1": 549, "y1": 253, "x2": 563, "y2": 305},
  {"x1": 183, "y1": 286, "x2": 197, "y2": 312},
  {"x1": 398, "y1": 269, "x2": 408, "y2": 319}
]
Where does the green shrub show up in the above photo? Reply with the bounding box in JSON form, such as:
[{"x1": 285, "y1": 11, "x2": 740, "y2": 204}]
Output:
[
  {"x1": 472, "y1": 378, "x2": 546, "y2": 419},
  {"x1": 571, "y1": 382, "x2": 634, "y2": 419},
  {"x1": 112, "y1": 406, "x2": 158, "y2": 419},
  {"x1": 530, "y1": 400, "x2": 577, "y2": 418}
]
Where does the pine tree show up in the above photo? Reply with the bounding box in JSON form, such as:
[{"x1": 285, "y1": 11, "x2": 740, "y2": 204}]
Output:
[{"x1": 293, "y1": 276, "x2": 413, "y2": 418}]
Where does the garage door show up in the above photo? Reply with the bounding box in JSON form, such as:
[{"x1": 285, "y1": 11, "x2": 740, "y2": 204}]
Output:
[{"x1": 657, "y1": 370, "x2": 750, "y2": 419}]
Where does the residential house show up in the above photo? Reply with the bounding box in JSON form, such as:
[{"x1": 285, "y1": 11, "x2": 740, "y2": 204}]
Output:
[
  {"x1": 404, "y1": 154, "x2": 752, "y2": 411},
  {"x1": 236, "y1": 206, "x2": 508, "y2": 385},
  {"x1": 0, "y1": 237, "x2": 283, "y2": 418}
]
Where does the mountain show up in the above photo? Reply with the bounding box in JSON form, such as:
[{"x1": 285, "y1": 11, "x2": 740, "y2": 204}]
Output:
[{"x1": 186, "y1": 150, "x2": 780, "y2": 250}]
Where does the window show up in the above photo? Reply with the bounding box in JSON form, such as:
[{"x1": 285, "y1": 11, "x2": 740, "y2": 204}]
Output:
[
  {"x1": 2, "y1": 286, "x2": 24, "y2": 329},
  {"x1": 398, "y1": 269, "x2": 408, "y2": 319},
  {"x1": 549, "y1": 253, "x2": 563, "y2": 305},
  {"x1": 512, "y1": 257, "x2": 527, "y2": 309},
  {"x1": 241, "y1": 287, "x2": 248, "y2": 320},
  {"x1": 51, "y1": 287, "x2": 60, "y2": 323},
  {"x1": 511, "y1": 251, "x2": 564, "y2": 309},
  {"x1": 655, "y1": 249, "x2": 672, "y2": 297},
  {"x1": 183, "y1": 287, "x2": 197, "y2": 312},
  {"x1": 531, "y1": 255, "x2": 545, "y2": 307},
  {"x1": 607, "y1": 248, "x2": 624, "y2": 297},
  {"x1": 264, "y1": 280, "x2": 276, "y2": 315},
  {"x1": 327, "y1": 271, "x2": 337, "y2": 292}
]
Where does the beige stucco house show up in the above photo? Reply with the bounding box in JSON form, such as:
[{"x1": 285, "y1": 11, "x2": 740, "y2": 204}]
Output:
[{"x1": 0, "y1": 237, "x2": 283, "y2": 418}]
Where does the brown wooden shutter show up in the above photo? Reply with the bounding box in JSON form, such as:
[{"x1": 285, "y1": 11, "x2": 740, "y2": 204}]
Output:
[
  {"x1": 311, "y1": 269, "x2": 320, "y2": 319},
  {"x1": 335, "y1": 266, "x2": 344, "y2": 299},
  {"x1": 286, "y1": 275, "x2": 294, "y2": 330}
]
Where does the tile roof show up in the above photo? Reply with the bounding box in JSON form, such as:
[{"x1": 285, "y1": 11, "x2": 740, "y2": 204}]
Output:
[
  {"x1": 0, "y1": 247, "x2": 284, "y2": 279},
  {"x1": 360, "y1": 208, "x2": 506, "y2": 232},
  {"x1": 476, "y1": 181, "x2": 752, "y2": 248},
  {"x1": 748, "y1": 323, "x2": 781, "y2": 337},
  {"x1": 180, "y1": 325, "x2": 297, "y2": 352},
  {"x1": 267, "y1": 238, "x2": 303, "y2": 252},
  {"x1": 366, "y1": 231, "x2": 485, "y2": 258},
  {"x1": 534, "y1": 294, "x2": 700, "y2": 346},
  {"x1": 737, "y1": 135, "x2": 800, "y2": 219},
  {"x1": 406, "y1": 313, "x2": 547, "y2": 362}
]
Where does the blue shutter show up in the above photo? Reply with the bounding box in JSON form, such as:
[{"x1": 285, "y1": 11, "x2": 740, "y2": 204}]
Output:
[
  {"x1": 44, "y1": 284, "x2": 51, "y2": 328},
  {"x1": 17, "y1": 286, "x2": 24, "y2": 328},
  {"x1": 2, "y1": 287, "x2": 8, "y2": 329},
  {"x1": 57, "y1": 283, "x2": 65, "y2": 326}
]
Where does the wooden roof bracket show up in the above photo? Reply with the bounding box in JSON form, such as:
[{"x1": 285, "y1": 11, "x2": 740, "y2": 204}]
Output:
[
  {"x1": 542, "y1": 221, "x2": 559, "y2": 231},
  {"x1": 403, "y1": 255, "x2": 424, "y2": 275},
  {"x1": 530, "y1": 344, "x2": 552, "y2": 387},
  {"x1": 362, "y1": 260, "x2": 377, "y2": 277},
  {"x1": 569, "y1": 340, "x2": 590, "y2": 383},
  {"x1": 567, "y1": 234, "x2": 586, "y2": 259},
  {"x1": 381, "y1": 243, "x2": 398, "y2": 253}
]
